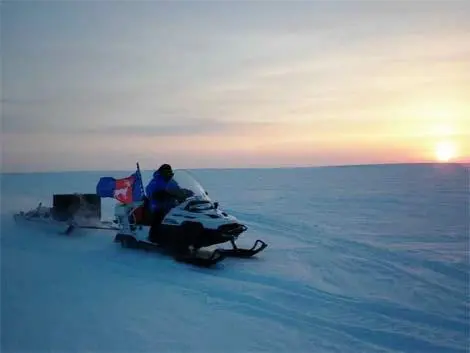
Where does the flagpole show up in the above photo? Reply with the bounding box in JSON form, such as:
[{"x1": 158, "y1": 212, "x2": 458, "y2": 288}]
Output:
[{"x1": 136, "y1": 162, "x2": 145, "y2": 197}]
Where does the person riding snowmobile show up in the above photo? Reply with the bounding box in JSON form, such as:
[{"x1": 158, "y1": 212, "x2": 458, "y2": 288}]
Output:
[{"x1": 145, "y1": 164, "x2": 192, "y2": 242}]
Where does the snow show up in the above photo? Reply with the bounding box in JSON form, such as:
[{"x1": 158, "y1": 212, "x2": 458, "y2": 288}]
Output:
[{"x1": 1, "y1": 164, "x2": 468, "y2": 353}]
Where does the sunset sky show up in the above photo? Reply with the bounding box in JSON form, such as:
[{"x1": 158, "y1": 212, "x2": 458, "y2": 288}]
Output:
[{"x1": 2, "y1": 1, "x2": 469, "y2": 172}]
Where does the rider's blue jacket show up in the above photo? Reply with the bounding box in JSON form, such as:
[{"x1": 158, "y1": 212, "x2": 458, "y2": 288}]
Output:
[{"x1": 145, "y1": 171, "x2": 180, "y2": 212}]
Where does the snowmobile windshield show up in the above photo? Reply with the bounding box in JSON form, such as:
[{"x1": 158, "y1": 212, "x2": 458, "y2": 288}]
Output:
[{"x1": 168, "y1": 170, "x2": 210, "y2": 202}]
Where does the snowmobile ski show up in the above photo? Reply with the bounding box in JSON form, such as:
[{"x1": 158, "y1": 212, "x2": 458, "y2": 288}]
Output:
[{"x1": 217, "y1": 239, "x2": 268, "y2": 258}]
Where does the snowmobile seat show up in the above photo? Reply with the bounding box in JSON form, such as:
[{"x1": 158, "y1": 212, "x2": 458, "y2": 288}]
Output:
[{"x1": 132, "y1": 197, "x2": 153, "y2": 226}]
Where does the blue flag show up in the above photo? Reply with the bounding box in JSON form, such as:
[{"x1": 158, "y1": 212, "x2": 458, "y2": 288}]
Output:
[{"x1": 96, "y1": 165, "x2": 145, "y2": 204}]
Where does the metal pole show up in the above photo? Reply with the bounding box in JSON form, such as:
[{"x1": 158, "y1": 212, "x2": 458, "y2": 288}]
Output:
[{"x1": 136, "y1": 162, "x2": 145, "y2": 197}]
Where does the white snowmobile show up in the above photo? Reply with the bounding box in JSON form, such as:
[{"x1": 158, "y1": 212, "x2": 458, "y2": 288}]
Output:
[{"x1": 113, "y1": 170, "x2": 267, "y2": 267}]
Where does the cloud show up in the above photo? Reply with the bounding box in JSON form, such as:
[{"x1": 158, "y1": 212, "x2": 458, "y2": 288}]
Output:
[
  {"x1": 1, "y1": 114, "x2": 276, "y2": 137},
  {"x1": 79, "y1": 119, "x2": 274, "y2": 137}
]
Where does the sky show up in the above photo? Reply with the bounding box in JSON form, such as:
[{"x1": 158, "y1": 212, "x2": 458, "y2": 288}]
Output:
[{"x1": 1, "y1": 1, "x2": 470, "y2": 173}]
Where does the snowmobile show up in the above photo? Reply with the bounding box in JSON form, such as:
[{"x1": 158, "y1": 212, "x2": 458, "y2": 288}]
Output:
[{"x1": 112, "y1": 170, "x2": 267, "y2": 267}]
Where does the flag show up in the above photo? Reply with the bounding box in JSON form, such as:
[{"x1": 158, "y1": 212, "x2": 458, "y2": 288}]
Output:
[{"x1": 96, "y1": 165, "x2": 145, "y2": 204}]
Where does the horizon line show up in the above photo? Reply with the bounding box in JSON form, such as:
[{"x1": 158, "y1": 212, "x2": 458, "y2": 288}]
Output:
[{"x1": 1, "y1": 161, "x2": 468, "y2": 175}]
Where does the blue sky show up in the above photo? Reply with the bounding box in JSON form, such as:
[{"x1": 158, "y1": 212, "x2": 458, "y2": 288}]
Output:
[{"x1": 2, "y1": 1, "x2": 469, "y2": 172}]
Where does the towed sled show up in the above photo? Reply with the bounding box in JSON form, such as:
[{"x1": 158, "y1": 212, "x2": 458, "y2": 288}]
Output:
[
  {"x1": 111, "y1": 169, "x2": 267, "y2": 267},
  {"x1": 13, "y1": 193, "x2": 119, "y2": 235}
]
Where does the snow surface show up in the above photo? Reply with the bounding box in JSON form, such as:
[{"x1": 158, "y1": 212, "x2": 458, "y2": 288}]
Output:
[{"x1": 1, "y1": 164, "x2": 469, "y2": 353}]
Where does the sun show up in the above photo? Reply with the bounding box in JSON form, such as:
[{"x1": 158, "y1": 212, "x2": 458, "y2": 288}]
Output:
[{"x1": 435, "y1": 141, "x2": 456, "y2": 162}]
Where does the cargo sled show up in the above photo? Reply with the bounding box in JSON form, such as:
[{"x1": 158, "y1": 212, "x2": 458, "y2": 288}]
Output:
[{"x1": 14, "y1": 193, "x2": 118, "y2": 234}]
